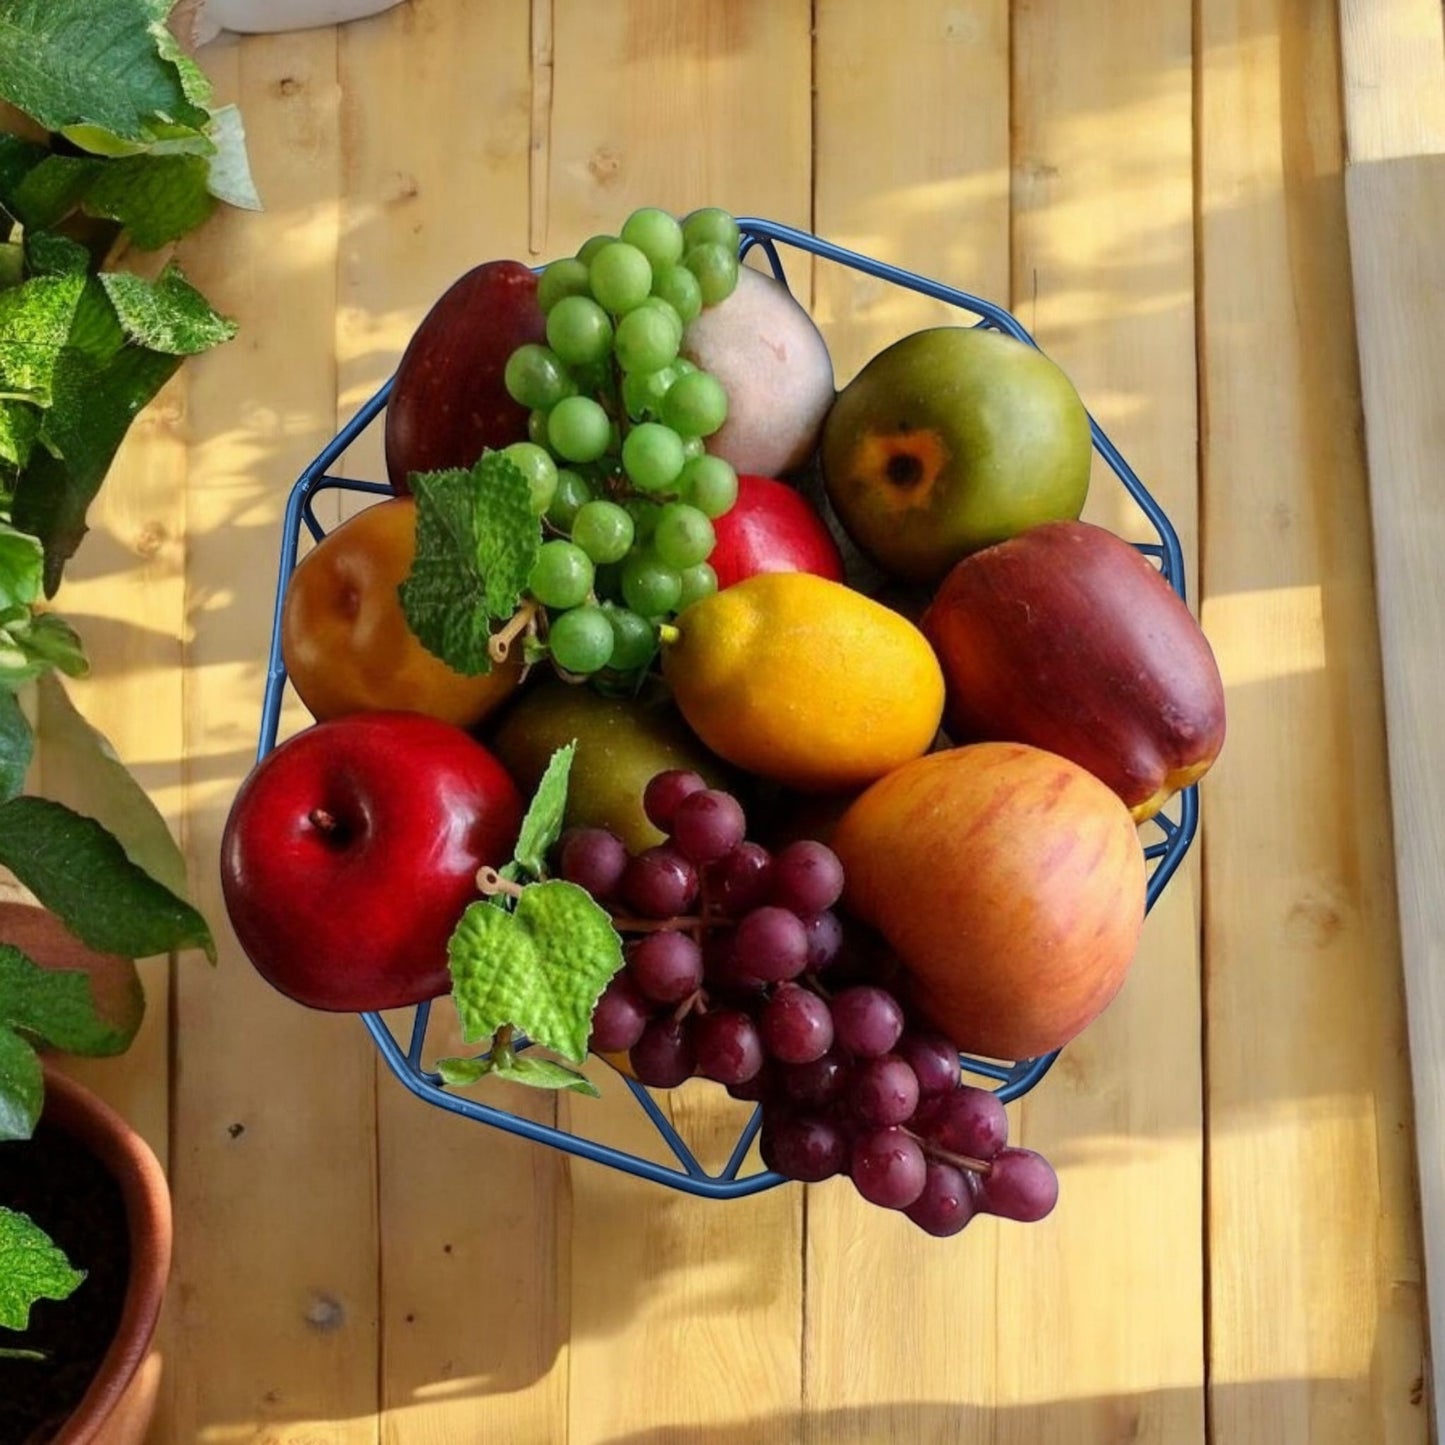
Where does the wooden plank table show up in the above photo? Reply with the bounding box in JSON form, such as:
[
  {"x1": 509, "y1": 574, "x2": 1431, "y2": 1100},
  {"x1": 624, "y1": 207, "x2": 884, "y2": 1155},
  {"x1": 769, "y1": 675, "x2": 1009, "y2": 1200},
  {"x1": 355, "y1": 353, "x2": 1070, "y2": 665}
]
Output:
[{"x1": 53, "y1": 1, "x2": 1435, "y2": 1439}]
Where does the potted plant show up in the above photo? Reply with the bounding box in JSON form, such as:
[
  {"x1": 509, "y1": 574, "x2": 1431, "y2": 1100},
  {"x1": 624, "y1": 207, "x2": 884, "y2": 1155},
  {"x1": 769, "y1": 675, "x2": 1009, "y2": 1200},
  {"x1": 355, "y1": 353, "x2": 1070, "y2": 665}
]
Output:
[{"x1": 0, "y1": 2, "x2": 253, "y2": 1437}]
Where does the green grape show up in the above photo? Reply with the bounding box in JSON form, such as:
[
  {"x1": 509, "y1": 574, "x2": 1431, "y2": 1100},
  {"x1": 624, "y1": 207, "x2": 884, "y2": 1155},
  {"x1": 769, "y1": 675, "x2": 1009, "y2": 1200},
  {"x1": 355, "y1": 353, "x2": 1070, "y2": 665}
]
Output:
[
  {"x1": 677, "y1": 454, "x2": 738, "y2": 518},
  {"x1": 549, "y1": 604, "x2": 614, "y2": 674},
  {"x1": 547, "y1": 468, "x2": 593, "y2": 529},
  {"x1": 684, "y1": 242, "x2": 740, "y2": 305},
  {"x1": 621, "y1": 550, "x2": 683, "y2": 616},
  {"x1": 548, "y1": 395, "x2": 612, "y2": 463},
  {"x1": 660, "y1": 369, "x2": 728, "y2": 437},
  {"x1": 677, "y1": 561, "x2": 718, "y2": 611},
  {"x1": 576, "y1": 233, "x2": 618, "y2": 265},
  {"x1": 604, "y1": 605, "x2": 658, "y2": 672},
  {"x1": 502, "y1": 442, "x2": 559, "y2": 515},
  {"x1": 681, "y1": 434, "x2": 705, "y2": 461},
  {"x1": 622, "y1": 497, "x2": 660, "y2": 543},
  {"x1": 672, "y1": 356, "x2": 698, "y2": 376},
  {"x1": 546, "y1": 295, "x2": 613, "y2": 367},
  {"x1": 650, "y1": 263, "x2": 703, "y2": 325},
  {"x1": 537, "y1": 257, "x2": 593, "y2": 313},
  {"x1": 621, "y1": 365, "x2": 678, "y2": 421},
  {"x1": 620, "y1": 207, "x2": 685, "y2": 270},
  {"x1": 572, "y1": 499, "x2": 635, "y2": 564},
  {"x1": 614, "y1": 305, "x2": 682, "y2": 374},
  {"x1": 636, "y1": 295, "x2": 684, "y2": 335},
  {"x1": 653, "y1": 502, "x2": 715, "y2": 569},
  {"x1": 589, "y1": 241, "x2": 653, "y2": 314},
  {"x1": 528, "y1": 409, "x2": 551, "y2": 447},
  {"x1": 622, "y1": 422, "x2": 686, "y2": 493},
  {"x1": 505, "y1": 343, "x2": 574, "y2": 410},
  {"x1": 529, "y1": 539, "x2": 595, "y2": 609},
  {"x1": 681, "y1": 207, "x2": 741, "y2": 254}
]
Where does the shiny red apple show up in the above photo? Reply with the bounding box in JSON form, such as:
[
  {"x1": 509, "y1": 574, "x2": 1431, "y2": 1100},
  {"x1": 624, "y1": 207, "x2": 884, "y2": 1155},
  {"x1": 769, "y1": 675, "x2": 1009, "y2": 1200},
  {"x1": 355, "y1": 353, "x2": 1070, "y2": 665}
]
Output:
[
  {"x1": 220, "y1": 712, "x2": 523, "y2": 1012},
  {"x1": 709, "y1": 474, "x2": 845, "y2": 590}
]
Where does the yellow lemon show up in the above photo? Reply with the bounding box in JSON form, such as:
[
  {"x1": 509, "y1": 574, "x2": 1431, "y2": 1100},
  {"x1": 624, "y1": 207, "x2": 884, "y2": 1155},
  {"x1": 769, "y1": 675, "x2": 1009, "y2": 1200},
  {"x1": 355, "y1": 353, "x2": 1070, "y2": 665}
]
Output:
[{"x1": 661, "y1": 572, "x2": 945, "y2": 792}]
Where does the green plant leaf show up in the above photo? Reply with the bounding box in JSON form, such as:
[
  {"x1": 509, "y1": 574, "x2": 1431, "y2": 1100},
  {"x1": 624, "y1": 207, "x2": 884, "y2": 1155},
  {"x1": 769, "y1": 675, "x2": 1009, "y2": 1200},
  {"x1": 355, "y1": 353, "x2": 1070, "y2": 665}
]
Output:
[
  {"x1": 83, "y1": 153, "x2": 215, "y2": 251},
  {"x1": 203, "y1": 104, "x2": 262, "y2": 211},
  {"x1": 0, "y1": 401, "x2": 40, "y2": 469},
  {"x1": 474, "y1": 454, "x2": 540, "y2": 620},
  {"x1": 23, "y1": 232, "x2": 89, "y2": 280},
  {"x1": 0, "y1": 0, "x2": 210, "y2": 144},
  {"x1": 0, "y1": 689, "x2": 33, "y2": 802},
  {"x1": 0, "y1": 1207, "x2": 85, "y2": 1331},
  {"x1": 0, "y1": 943, "x2": 142, "y2": 1058},
  {"x1": 32, "y1": 672, "x2": 190, "y2": 899},
  {"x1": 0, "y1": 1346, "x2": 45, "y2": 1360},
  {"x1": 437, "y1": 1050, "x2": 600, "y2": 1097},
  {"x1": 448, "y1": 880, "x2": 624, "y2": 1064},
  {"x1": 0, "y1": 1025, "x2": 42, "y2": 1142},
  {"x1": 100, "y1": 264, "x2": 237, "y2": 355},
  {"x1": 0, "y1": 612, "x2": 89, "y2": 689},
  {"x1": 0, "y1": 523, "x2": 42, "y2": 610},
  {"x1": 0, "y1": 271, "x2": 86, "y2": 405},
  {"x1": 0, "y1": 796, "x2": 214, "y2": 962},
  {"x1": 513, "y1": 742, "x2": 575, "y2": 879},
  {"x1": 0, "y1": 133, "x2": 47, "y2": 215},
  {"x1": 0, "y1": 242, "x2": 23, "y2": 293},
  {"x1": 8, "y1": 155, "x2": 102, "y2": 232}
]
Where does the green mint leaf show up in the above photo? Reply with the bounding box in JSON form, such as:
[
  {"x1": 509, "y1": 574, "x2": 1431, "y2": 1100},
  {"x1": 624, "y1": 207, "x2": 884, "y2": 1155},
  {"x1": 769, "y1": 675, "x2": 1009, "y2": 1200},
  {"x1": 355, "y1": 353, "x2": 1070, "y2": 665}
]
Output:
[
  {"x1": 473, "y1": 452, "x2": 540, "y2": 619},
  {"x1": 0, "y1": 400, "x2": 39, "y2": 469},
  {"x1": 23, "y1": 232, "x2": 89, "y2": 280},
  {"x1": 5, "y1": 613, "x2": 89, "y2": 685},
  {"x1": 0, "y1": 272, "x2": 86, "y2": 405},
  {"x1": 152, "y1": 16, "x2": 213, "y2": 110},
  {"x1": 14, "y1": 344, "x2": 181, "y2": 593},
  {"x1": 495, "y1": 1053, "x2": 600, "y2": 1096},
  {"x1": 513, "y1": 742, "x2": 575, "y2": 879},
  {"x1": 0, "y1": 523, "x2": 43, "y2": 611},
  {"x1": 8, "y1": 155, "x2": 102, "y2": 233},
  {"x1": 83, "y1": 153, "x2": 215, "y2": 250},
  {"x1": 204, "y1": 104, "x2": 262, "y2": 211},
  {"x1": 0, "y1": 943, "x2": 142, "y2": 1058},
  {"x1": 435, "y1": 1054, "x2": 492, "y2": 1087},
  {"x1": 0, "y1": 690, "x2": 33, "y2": 802},
  {"x1": 0, "y1": 134, "x2": 47, "y2": 215},
  {"x1": 0, "y1": 0, "x2": 210, "y2": 144},
  {"x1": 0, "y1": 1026, "x2": 42, "y2": 1141},
  {"x1": 0, "y1": 1207, "x2": 85, "y2": 1331},
  {"x1": 32, "y1": 673, "x2": 189, "y2": 898},
  {"x1": 0, "y1": 796, "x2": 214, "y2": 962},
  {"x1": 100, "y1": 264, "x2": 236, "y2": 355},
  {"x1": 449, "y1": 880, "x2": 624, "y2": 1064}
]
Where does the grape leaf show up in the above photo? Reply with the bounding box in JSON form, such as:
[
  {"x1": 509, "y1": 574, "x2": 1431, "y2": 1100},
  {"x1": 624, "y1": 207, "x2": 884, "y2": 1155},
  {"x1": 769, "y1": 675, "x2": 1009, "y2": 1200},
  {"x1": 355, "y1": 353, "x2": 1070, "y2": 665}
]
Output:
[
  {"x1": 437, "y1": 1051, "x2": 600, "y2": 1097},
  {"x1": 0, "y1": 1026, "x2": 42, "y2": 1142},
  {"x1": 448, "y1": 880, "x2": 624, "y2": 1064},
  {"x1": 0, "y1": 943, "x2": 143, "y2": 1059},
  {"x1": 0, "y1": 690, "x2": 33, "y2": 802},
  {"x1": 0, "y1": 796, "x2": 214, "y2": 962},
  {"x1": 100, "y1": 265, "x2": 237, "y2": 356},
  {"x1": 513, "y1": 742, "x2": 575, "y2": 879},
  {"x1": 0, "y1": 1207, "x2": 85, "y2": 1331}
]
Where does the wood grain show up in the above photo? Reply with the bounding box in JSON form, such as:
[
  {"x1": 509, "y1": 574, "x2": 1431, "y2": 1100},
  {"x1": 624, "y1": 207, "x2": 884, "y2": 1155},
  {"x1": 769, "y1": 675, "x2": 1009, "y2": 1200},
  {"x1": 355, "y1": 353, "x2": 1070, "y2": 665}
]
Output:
[
  {"x1": 1345, "y1": 150, "x2": 1445, "y2": 1445},
  {"x1": 1197, "y1": 2, "x2": 1427, "y2": 1439},
  {"x1": 1340, "y1": 0, "x2": 1445, "y2": 163}
]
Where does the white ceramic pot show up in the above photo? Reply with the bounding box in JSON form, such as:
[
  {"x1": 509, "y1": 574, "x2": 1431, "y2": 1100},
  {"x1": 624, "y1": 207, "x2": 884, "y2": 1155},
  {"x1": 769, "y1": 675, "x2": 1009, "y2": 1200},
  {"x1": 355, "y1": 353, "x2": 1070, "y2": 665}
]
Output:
[{"x1": 180, "y1": 0, "x2": 405, "y2": 44}]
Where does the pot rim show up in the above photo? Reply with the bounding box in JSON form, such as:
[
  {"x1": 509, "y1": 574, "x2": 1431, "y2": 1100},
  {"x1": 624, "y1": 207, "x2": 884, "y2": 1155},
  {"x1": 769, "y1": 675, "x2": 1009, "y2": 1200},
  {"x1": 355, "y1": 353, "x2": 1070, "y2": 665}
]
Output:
[{"x1": 36, "y1": 1063, "x2": 172, "y2": 1445}]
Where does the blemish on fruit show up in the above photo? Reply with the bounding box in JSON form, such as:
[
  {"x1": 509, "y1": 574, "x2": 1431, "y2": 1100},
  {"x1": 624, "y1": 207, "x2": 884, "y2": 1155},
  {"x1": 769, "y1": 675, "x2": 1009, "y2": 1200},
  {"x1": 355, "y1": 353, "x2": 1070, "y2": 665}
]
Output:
[{"x1": 304, "y1": 1291, "x2": 344, "y2": 1332}]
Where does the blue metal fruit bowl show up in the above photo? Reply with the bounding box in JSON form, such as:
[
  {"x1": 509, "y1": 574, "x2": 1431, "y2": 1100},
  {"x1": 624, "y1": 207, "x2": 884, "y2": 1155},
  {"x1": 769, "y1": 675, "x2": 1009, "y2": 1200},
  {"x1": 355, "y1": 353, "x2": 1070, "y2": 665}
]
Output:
[{"x1": 256, "y1": 218, "x2": 1198, "y2": 1198}]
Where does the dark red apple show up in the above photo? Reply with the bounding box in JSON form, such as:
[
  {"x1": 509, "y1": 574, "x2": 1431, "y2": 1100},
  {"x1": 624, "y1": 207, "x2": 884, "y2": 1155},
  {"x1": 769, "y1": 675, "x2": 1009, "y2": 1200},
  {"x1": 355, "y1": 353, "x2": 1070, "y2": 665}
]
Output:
[
  {"x1": 709, "y1": 474, "x2": 845, "y2": 590},
  {"x1": 920, "y1": 520, "x2": 1226, "y2": 821},
  {"x1": 384, "y1": 260, "x2": 546, "y2": 492},
  {"x1": 220, "y1": 712, "x2": 523, "y2": 1012}
]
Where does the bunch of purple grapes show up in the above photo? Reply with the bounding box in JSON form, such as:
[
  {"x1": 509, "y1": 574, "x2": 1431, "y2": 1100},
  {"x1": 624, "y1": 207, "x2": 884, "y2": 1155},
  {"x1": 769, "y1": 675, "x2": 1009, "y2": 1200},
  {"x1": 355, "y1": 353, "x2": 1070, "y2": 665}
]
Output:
[{"x1": 561, "y1": 769, "x2": 1059, "y2": 1237}]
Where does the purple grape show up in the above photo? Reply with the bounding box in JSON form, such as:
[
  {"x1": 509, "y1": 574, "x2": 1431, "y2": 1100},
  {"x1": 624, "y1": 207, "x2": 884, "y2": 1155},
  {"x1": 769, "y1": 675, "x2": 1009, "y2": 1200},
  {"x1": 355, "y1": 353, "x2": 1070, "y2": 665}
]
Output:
[
  {"x1": 764, "y1": 1111, "x2": 849, "y2": 1182},
  {"x1": 896, "y1": 1032, "x2": 961, "y2": 1099},
  {"x1": 628, "y1": 1016, "x2": 695, "y2": 1088},
  {"x1": 620, "y1": 845, "x2": 699, "y2": 919},
  {"x1": 643, "y1": 769, "x2": 708, "y2": 832},
  {"x1": 914, "y1": 1084, "x2": 1008, "y2": 1160},
  {"x1": 780, "y1": 1052, "x2": 851, "y2": 1109},
  {"x1": 558, "y1": 826, "x2": 629, "y2": 900},
  {"x1": 850, "y1": 1126, "x2": 927, "y2": 1209},
  {"x1": 734, "y1": 905, "x2": 809, "y2": 982},
  {"x1": 830, "y1": 985, "x2": 905, "y2": 1058},
  {"x1": 691, "y1": 1009, "x2": 764, "y2": 1086},
  {"x1": 726, "y1": 1060, "x2": 777, "y2": 1103},
  {"x1": 799, "y1": 910, "x2": 844, "y2": 971},
  {"x1": 769, "y1": 839, "x2": 845, "y2": 914},
  {"x1": 628, "y1": 930, "x2": 703, "y2": 1005},
  {"x1": 904, "y1": 1161, "x2": 978, "y2": 1237},
  {"x1": 977, "y1": 1147, "x2": 1058, "y2": 1222},
  {"x1": 706, "y1": 842, "x2": 773, "y2": 916},
  {"x1": 589, "y1": 973, "x2": 651, "y2": 1052},
  {"x1": 670, "y1": 788, "x2": 747, "y2": 865},
  {"x1": 759, "y1": 983, "x2": 834, "y2": 1064},
  {"x1": 849, "y1": 1054, "x2": 921, "y2": 1127}
]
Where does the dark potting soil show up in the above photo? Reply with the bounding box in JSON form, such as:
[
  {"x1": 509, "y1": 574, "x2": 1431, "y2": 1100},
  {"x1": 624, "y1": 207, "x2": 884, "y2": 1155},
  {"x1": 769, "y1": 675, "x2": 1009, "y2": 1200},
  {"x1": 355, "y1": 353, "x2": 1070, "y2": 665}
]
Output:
[{"x1": 0, "y1": 1121, "x2": 130, "y2": 1445}]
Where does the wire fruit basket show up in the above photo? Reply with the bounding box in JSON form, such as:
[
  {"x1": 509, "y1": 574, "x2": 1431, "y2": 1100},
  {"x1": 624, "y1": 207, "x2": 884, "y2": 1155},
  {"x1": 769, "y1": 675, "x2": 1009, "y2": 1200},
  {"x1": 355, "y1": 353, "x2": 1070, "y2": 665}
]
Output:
[{"x1": 257, "y1": 217, "x2": 1199, "y2": 1199}]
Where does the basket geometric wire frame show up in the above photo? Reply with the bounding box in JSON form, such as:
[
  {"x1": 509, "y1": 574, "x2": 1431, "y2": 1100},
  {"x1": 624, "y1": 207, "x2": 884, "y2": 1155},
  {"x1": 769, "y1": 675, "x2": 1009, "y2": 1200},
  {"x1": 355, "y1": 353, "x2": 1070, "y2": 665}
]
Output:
[{"x1": 255, "y1": 217, "x2": 1199, "y2": 1199}]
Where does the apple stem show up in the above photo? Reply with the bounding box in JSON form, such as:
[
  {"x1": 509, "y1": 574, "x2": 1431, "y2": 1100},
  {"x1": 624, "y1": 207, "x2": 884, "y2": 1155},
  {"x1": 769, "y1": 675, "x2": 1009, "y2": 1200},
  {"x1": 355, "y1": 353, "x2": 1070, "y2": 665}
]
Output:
[
  {"x1": 476, "y1": 866, "x2": 526, "y2": 900},
  {"x1": 307, "y1": 808, "x2": 339, "y2": 835},
  {"x1": 907, "y1": 1132, "x2": 994, "y2": 1177},
  {"x1": 488, "y1": 598, "x2": 541, "y2": 665},
  {"x1": 491, "y1": 1024, "x2": 516, "y2": 1067}
]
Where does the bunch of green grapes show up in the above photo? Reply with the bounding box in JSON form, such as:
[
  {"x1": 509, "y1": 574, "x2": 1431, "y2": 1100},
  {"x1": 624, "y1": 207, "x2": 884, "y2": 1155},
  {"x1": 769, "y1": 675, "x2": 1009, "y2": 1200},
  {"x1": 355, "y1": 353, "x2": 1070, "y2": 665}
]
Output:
[{"x1": 500, "y1": 206, "x2": 743, "y2": 681}]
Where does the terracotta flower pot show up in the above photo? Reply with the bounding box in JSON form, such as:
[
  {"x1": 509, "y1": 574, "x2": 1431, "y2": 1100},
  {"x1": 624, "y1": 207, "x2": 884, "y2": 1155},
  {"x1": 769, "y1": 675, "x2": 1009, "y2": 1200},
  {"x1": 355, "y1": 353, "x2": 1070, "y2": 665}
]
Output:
[{"x1": 38, "y1": 1065, "x2": 172, "y2": 1445}]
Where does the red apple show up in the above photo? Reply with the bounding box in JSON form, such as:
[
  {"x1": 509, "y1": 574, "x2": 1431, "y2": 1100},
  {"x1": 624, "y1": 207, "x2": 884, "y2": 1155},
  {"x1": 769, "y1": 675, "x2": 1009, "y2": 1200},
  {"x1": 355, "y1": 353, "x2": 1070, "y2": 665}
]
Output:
[
  {"x1": 384, "y1": 260, "x2": 546, "y2": 492},
  {"x1": 220, "y1": 712, "x2": 523, "y2": 1012},
  {"x1": 709, "y1": 474, "x2": 845, "y2": 590}
]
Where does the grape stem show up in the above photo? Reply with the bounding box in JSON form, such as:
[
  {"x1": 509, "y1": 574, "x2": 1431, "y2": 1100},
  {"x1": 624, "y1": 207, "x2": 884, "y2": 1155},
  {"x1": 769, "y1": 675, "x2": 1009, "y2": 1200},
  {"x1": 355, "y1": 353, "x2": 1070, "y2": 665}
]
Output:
[
  {"x1": 604, "y1": 912, "x2": 705, "y2": 933},
  {"x1": 656, "y1": 622, "x2": 681, "y2": 646},
  {"x1": 476, "y1": 866, "x2": 526, "y2": 900},
  {"x1": 906, "y1": 1131, "x2": 994, "y2": 1177},
  {"x1": 489, "y1": 598, "x2": 542, "y2": 664}
]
